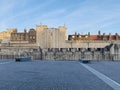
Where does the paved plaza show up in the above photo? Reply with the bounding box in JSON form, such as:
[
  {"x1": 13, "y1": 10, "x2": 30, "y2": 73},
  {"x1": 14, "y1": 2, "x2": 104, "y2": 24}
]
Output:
[{"x1": 0, "y1": 60, "x2": 120, "y2": 90}]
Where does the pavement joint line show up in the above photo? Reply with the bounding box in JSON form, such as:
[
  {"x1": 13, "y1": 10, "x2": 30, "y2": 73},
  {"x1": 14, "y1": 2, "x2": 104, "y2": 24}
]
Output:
[
  {"x1": 0, "y1": 61, "x2": 14, "y2": 64},
  {"x1": 80, "y1": 63, "x2": 120, "y2": 90}
]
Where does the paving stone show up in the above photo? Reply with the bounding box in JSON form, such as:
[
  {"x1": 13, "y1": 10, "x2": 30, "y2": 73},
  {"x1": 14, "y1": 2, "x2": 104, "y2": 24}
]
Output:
[{"x1": 0, "y1": 60, "x2": 113, "y2": 90}]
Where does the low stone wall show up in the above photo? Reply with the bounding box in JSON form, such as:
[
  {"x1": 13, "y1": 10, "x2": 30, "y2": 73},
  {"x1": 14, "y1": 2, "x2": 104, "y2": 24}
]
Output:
[
  {"x1": 0, "y1": 44, "x2": 120, "y2": 61},
  {"x1": 31, "y1": 51, "x2": 111, "y2": 61},
  {"x1": 0, "y1": 52, "x2": 116, "y2": 61}
]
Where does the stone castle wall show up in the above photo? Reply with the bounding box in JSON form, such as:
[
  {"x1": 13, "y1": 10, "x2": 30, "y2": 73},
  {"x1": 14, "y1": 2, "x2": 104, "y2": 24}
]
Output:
[
  {"x1": 38, "y1": 48, "x2": 111, "y2": 60},
  {"x1": 0, "y1": 29, "x2": 14, "y2": 41},
  {"x1": 1, "y1": 25, "x2": 120, "y2": 60},
  {"x1": 0, "y1": 44, "x2": 120, "y2": 60},
  {"x1": 35, "y1": 25, "x2": 112, "y2": 48},
  {"x1": 1, "y1": 25, "x2": 119, "y2": 49},
  {"x1": 64, "y1": 40, "x2": 111, "y2": 48},
  {"x1": 36, "y1": 25, "x2": 67, "y2": 48}
]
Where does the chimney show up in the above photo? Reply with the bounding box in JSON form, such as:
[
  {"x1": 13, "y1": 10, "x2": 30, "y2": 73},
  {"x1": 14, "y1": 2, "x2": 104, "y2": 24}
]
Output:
[
  {"x1": 98, "y1": 31, "x2": 101, "y2": 40},
  {"x1": 115, "y1": 33, "x2": 118, "y2": 40},
  {"x1": 109, "y1": 33, "x2": 111, "y2": 40},
  {"x1": 88, "y1": 32, "x2": 90, "y2": 36},
  {"x1": 103, "y1": 33, "x2": 106, "y2": 40},
  {"x1": 98, "y1": 30, "x2": 101, "y2": 36}
]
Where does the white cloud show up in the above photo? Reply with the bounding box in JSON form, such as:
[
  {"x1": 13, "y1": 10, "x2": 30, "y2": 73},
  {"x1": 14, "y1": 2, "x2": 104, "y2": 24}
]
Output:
[{"x1": 0, "y1": 0, "x2": 120, "y2": 35}]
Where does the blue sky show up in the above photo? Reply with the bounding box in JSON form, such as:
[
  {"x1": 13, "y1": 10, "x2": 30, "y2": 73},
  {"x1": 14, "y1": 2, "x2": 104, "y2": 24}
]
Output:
[{"x1": 0, "y1": 0, "x2": 120, "y2": 35}]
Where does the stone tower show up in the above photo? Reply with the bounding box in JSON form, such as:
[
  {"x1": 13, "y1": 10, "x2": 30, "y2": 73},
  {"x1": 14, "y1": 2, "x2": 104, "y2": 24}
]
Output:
[
  {"x1": 36, "y1": 25, "x2": 67, "y2": 48},
  {"x1": 36, "y1": 25, "x2": 48, "y2": 48},
  {"x1": 58, "y1": 26, "x2": 67, "y2": 48}
]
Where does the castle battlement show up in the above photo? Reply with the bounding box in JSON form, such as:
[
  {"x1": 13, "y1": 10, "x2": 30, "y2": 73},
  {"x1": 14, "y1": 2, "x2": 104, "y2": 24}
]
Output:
[{"x1": 0, "y1": 25, "x2": 120, "y2": 49}]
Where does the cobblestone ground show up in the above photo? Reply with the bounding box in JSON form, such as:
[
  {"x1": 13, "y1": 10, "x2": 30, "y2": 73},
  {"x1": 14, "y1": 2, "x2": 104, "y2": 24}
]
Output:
[
  {"x1": 88, "y1": 61, "x2": 120, "y2": 85},
  {"x1": 0, "y1": 60, "x2": 114, "y2": 90}
]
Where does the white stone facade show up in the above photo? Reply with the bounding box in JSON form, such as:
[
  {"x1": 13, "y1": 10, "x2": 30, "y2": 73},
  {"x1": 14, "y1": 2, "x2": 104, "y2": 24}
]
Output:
[
  {"x1": 36, "y1": 25, "x2": 67, "y2": 48},
  {"x1": 36, "y1": 25, "x2": 111, "y2": 48}
]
